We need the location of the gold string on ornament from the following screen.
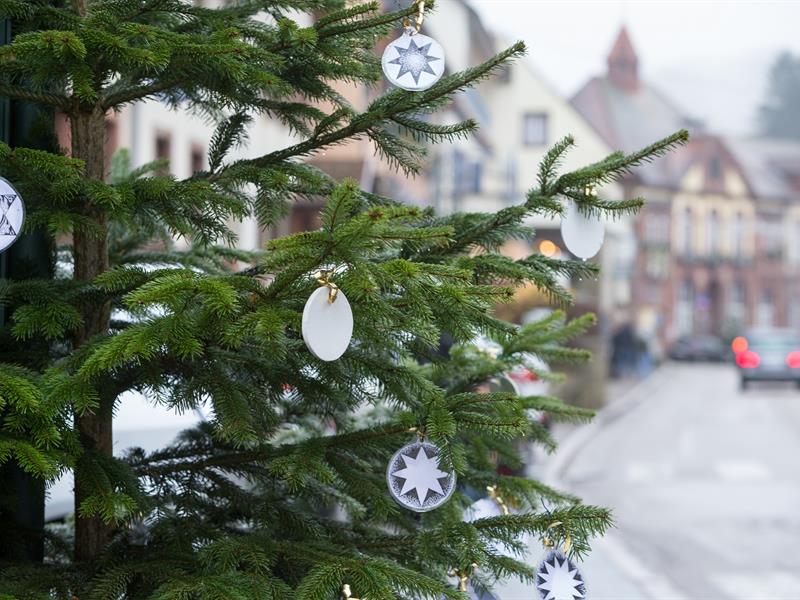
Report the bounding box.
[316,270,340,304]
[449,563,478,592]
[402,0,426,32]
[543,521,573,554]
[486,485,510,515]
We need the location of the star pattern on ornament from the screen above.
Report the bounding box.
[392,446,447,503]
[536,552,586,600]
[0,194,19,237]
[388,37,441,84]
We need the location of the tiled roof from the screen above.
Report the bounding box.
[725,137,800,201]
[571,76,701,187]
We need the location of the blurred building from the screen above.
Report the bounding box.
[420,2,633,324]
[572,27,800,351]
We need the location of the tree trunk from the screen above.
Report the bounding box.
[70,107,113,562]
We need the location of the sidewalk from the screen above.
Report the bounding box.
[492,372,663,599]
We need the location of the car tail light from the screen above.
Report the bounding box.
[787,351,800,368]
[736,350,760,369]
[731,336,748,354]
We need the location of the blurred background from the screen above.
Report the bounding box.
[42,1,800,597]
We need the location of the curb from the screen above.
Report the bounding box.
[542,364,688,600]
[544,364,673,484]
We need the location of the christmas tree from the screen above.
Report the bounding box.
[0,1,687,598]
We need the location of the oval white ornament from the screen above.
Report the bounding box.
[382,31,445,91]
[301,286,353,362]
[560,202,604,260]
[386,440,456,512]
[0,177,25,253]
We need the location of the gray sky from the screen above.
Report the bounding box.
[468,0,800,136]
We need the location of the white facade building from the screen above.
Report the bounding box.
[424,0,634,315]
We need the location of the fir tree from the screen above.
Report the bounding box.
[0,0,687,597]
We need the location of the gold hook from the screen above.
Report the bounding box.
[449,566,476,592]
[403,1,425,33]
[316,270,339,304]
[486,485,510,515]
[415,0,425,32]
[543,521,572,554]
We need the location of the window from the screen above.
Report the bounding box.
[681,206,693,256]
[190,144,205,174]
[728,280,746,325]
[708,210,720,257]
[732,212,745,258]
[759,217,783,260]
[523,113,547,146]
[155,132,171,175]
[643,213,669,245]
[453,151,482,196]
[676,278,695,335]
[756,289,774,327]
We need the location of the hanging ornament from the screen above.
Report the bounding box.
[382,1,445,92]
[536,525,586,600]
[0,177,25,253]
[301,271,353,362]
[560,199,604,260]
[386,438,456,512]
[535,550,586,600]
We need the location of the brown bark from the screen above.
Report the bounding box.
[70,107,114,562]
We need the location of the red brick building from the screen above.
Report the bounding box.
[571,27,800,350]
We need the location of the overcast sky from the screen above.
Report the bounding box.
[467,0,800,136]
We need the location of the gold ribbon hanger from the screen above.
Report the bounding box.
[402,0,425,33]
[316,269,339,304]
[543,521,572,555]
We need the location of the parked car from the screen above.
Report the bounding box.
[734,330,800,389]
[669,335,728,362]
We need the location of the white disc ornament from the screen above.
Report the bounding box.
[301,286,353,362]
[386,440,456,512]
[560,201,604,260]
[0,177,25,253]
[536,550,586,600]
[382,31,445,91]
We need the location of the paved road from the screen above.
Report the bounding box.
[559,362,800,600]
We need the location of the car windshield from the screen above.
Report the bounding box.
[748,335,800,351]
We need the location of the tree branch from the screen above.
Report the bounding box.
[0,84,70,109]
[100,78,183,110]
[211,42,526,180]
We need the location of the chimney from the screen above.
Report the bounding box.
[607,26,639,92]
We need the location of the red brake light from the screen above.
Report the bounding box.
[787,351,800,369]
[736,350,760,369]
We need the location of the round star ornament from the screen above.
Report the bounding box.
[560,200,604,260]
[536,550,586,600]
[386,440,456,512]
[301,272,353,362]
[0,177,25,253]
[382,30,445,91]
